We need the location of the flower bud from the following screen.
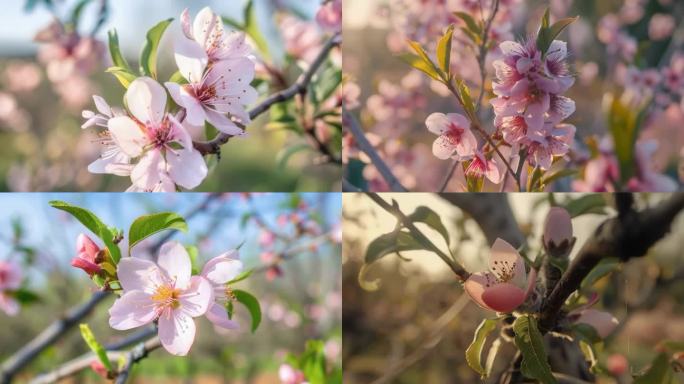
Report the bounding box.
[575,309,619,338]
[606,354,628,376]
[542,207,575,258]
[90,361,108,378]
[71,234,102,276]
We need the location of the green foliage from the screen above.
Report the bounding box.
[127,212,188,253]
[105,66,136,88]
[456,79,476,118]
[580,257,620,290]
[536,8,579,56]
[185,245,199,275]
[436,25,455,77]
[107,30,131,72]
[634,353,677,384]
[408,206,450,245]
[10,288,40,304]
[562,194,608,217]
[243,0,270,60]
[276,144,311,170]
[70,0,94,25]
[232,289,261,333]
[287,340,342,384]
[604,93,647,184]
[400,40,443,81]
[228,269,253,285]
[140,18,174,79]
[79,324,113,372]
[453,12,482,36]
[465,318,498,377]
[512,315,557,384]
[364,230,423,264]
[49,200,122,263]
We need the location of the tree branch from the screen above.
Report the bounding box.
[539,193,684,332]
[343,112,407,192]
[193,33,342,156]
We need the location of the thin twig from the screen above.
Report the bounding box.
[193,33,342,156]
[114,337,162,384]
[343,112,407,192]
[438,159,460,192]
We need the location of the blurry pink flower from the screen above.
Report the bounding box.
[649,14,675,40]
[342,81,361,110]
[316,0,342,33]
[200,250,243,330]
[82,96,132,176]
[106,77,207,191]
[607,354,629,376]
[425,113,477,160]
[573,309,619,338]
[109,242,213,356]
[463,238,536,312]
[3,62,42,93]
[90,361,108,378]
[180,7,251,63]
[71,233,102,276]
[466,152,502,184]
[166,31,256,135]
[279,15,322,64]
[0,261,21,315]
[572,150,619,192]
[628,139,678,192]
[259,231,276,248]
[266,265,284,281]
[279,364,307,384]
[526,124,576,170]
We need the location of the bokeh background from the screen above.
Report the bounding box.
[0,0,341,191]
[342,193,684,383]
[0,192,342,383]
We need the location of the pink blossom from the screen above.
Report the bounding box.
[180,7,251,63]
[81,96,131,177]
[466,152,502,184]
[543,207,574,257]
[167,23,257,135]
[607,354,629,376]
[572,309,619,338]
[526,124,576,170]
[3,62,42,93]
[279,363,307,384]
[259,231,276,248]
[71,233,102,276]
[463,239,536,312]
[90,361,108,378]
[200,250,244,330]
[104,77,208,191]
[572,141,619,192]
[0,261,22,316]
[425,113,477,160]
[628,140,678,192]
[649,13,675,40]
[316,0,342,33]
[109,242,213,356]
[279,15,322,64]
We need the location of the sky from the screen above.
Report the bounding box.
[0,192,341,285]
[0,0,320,56]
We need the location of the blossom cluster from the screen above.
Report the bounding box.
[0,260,22,316]
[82,7,257,191]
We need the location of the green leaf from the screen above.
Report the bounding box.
[573,323,601,344]
[105,66,136,88]
[228,269,253,285]
[221,16,243,30]
[242,0,270,60]
[456,80,476,117]
[436,25,455,76]
[540,168,577,187]
[140,18,173,78]
[397,53,442,81]
[300,340,328,384]
[605,93,646,184]
[70,0,93,25]
[50,200,106,236]
[79,324,113,372]
[276,144,311,169]
[365,230,423,264]
[408,206,450,246]
[536,7,578,56]
[634,353,676,384]
[580,257,620,290]
[465,318,498,377]
[10,288,40,304]
[185,245,199,275]
[233,289,261,333]
[513,315,557,384]
[563,194,608,218]
[453,11,482,35]
[107,30,131,72]
[128,212,187,252]
[167,70,187,84]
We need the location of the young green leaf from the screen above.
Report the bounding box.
[79,324,113,372]
[107,30,131,72]
[456,80,476,117]
[580,258,620,290]
[408,206,450,245]
[465,318,498,377]
[513,315,557,384]
[604,93,645,184]
[453,11,482,35]
[300,340,328,384]
[49,200,107,237]
[233,289,261,333]
[10,288,40,304]
[562,194,608,218]
[70,0,94,25]
[365,230,423,264]
[436,25,455,76]
[242,0,270,60]
[128,212,188,252]
[634,353,676,384]
[406,40,444,81]
[105,66,136,88]
[167,70,188,84]
[398,53,442,81]
[140,18,174,78]
[228,269,253,285]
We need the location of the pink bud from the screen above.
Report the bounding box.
[71,234,102,276]
[575,309,619,338]
[606,354,628,376]
[543,207,574,258]
[90,361,108,378]
[279,363,306,384]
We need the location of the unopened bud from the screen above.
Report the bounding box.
[542,207,575,258]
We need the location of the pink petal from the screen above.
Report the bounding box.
[207,58,255,91]
[490,238,526,288]
[204,109,245,136]
[117,257,164,293]
[0,261,22,291]
[125,77,167,125]
[173,36,208,84]
[481,283,526,312]
[167,147,208,190]
[92,95,111,116]
[77,234,100,261]
[131,150,164,191]
[425,112,450,135]
[201,251,243,285]
[455,129,478,158]
[165,82,206,126]
[484,156,503,184]
[157,241,192,289]
[179,276,213,317]
[158,310,196,356]
[108,290,157,330]
[205,303,240,329]
[575,309,619,338]
[107,116,147,158]
[180,9,193,40]
[0,293,19,316]
[192,7,220,49]
[432,135,457,160]
[543,207,573,247]
[463,271,498,311]
[546,40,568,62]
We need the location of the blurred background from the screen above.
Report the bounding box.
[342,193,684,383]
[343,0,684,191]
[0,192,342,383]
[0,0,342,191]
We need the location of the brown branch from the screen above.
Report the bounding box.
[539,193,684,332]
[343,112,407,192]
[193,33,342,156]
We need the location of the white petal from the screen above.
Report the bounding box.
[131,150,164,190]
[174,37,208,84]
[158,310,196,356]
[158,241,192,289]
[107,116,148,158]
[126,77,167,125]
[167,148,208,190]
